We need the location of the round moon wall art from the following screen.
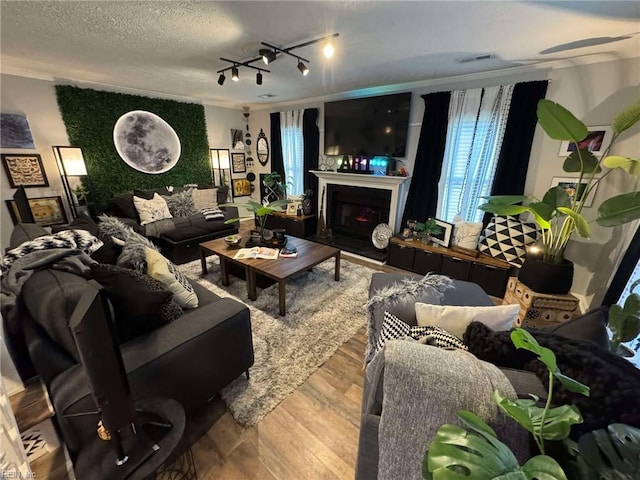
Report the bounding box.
[113,110,181,174]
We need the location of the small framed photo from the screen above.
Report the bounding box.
[231,152,246,173]
[286,202,300,215]
[558,126,612,157]
[551,177,597,207]
[2,153,49,188]
[429,218,454,248]
[232,178,251,197]
[6,196,68,226]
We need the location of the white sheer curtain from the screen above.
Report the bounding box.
[280,110,304,196]
[438,84,514,222]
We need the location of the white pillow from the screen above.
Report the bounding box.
[415,303,520,339]
[192,187,217,211]
[133,193,173,226]
[146,247,198,309]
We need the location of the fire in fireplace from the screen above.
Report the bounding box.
[327,185,391,241]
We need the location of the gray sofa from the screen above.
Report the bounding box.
[2,223,254,460]
[356,273,545,480]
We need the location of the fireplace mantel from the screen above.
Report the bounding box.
[311,170,411,233]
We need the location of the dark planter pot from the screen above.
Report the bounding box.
[216,186,229,204]
[518,257,574,295]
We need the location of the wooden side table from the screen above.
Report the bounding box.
[503,277,581,328]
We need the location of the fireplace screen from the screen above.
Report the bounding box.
[327,185,391,240]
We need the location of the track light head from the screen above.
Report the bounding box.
[297,61,309,76]
[217,73,226,85]
[256,71,263,85]
[260,48,277,65]
[231,66,239,81]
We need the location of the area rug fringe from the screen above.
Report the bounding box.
[179,256,376,428]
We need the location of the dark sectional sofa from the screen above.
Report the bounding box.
[2,223,254,461]
[106,186,239,264]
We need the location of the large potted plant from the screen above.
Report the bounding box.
[221,199,290,244]
[479,98,640,294]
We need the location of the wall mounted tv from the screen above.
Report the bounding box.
[324,92,412,158]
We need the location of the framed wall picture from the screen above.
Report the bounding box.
[0,113,35,149]
[551,176,597,207]
[430,218,454,248]
[1,153,49,188]
[232,178,251,197]
[558,126,613,157]
[230,129,244,150]
[231,152,246,173]
[6,196,68,226]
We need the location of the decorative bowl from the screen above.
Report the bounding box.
[224,235,241,246]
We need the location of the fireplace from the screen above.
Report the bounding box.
[327,185,391,240]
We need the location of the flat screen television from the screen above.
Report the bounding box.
[324,92,412,158]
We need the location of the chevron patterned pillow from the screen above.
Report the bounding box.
[478,215,539,267]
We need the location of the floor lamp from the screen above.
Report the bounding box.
[53,146,88,219]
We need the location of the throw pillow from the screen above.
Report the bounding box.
[108,191,138,220]
[376,310,467,354]
[134,187,171,200]
[133,193,173,226]
[200,207,225,221]
[9,223,49,249]
[145,247,198,308]
[478,215,539,267]
[527,306,609,350]
[55,212,100,237]
[90,264,182,343]
[192,187,217,211]
[453,222,483,250]
[464,321,640,436]
[161,189,198,218]
[98,215,160,273]
[415,302,520,339]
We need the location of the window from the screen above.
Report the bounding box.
[438,85,514,223]
[280,110,304,196]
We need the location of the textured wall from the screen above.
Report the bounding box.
[55,86,211,212]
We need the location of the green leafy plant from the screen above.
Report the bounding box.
[479,99,640,264]
[72,184,89,203]
[414,219,443,238]
[262,172,291,200]
[422,328,590,479]
[609,279,640,352]
[221,199,290,240]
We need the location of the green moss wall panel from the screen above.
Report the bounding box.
[55,86,211,213]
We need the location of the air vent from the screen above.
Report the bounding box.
[456,53,496,64]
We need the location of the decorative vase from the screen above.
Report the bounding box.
[302,196,313,215]
[518,257,574,295]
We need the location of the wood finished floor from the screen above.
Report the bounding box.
[192,221,400,479]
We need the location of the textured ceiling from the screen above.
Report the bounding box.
[1,1,639,108]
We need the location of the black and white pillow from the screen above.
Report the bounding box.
[478,215,539,267]
[375,311,467,354]
[200,207,224,221]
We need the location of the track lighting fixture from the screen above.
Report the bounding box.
[297,60,309,76]
[260,48,277,65]
[216,33,338,86]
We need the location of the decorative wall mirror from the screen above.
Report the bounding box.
[257,129,269,166]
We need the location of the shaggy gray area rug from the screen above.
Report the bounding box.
[179,256,375,427]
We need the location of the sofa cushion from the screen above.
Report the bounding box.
[415,302,520,339]
[192,186,217,211]
[98,215,160,272]
[529,306,609,350]
[160,215,233,242]
[134,187,171,200]
[464,321,640,436]
[90,264,181,343]
[133,193,173,226]
[108,191,138,220]
[54,213,100,237]
[478,215,538,267]
[145,247,198,308]
[376,311,467,354]
[9,223,49,249]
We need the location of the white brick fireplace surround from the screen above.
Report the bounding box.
[311,171,411,233]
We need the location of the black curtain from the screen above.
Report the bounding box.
[303,108,319,214]
[401,92,451,227]
[484,80,549,223]
[270,112,284,178]
[602,225,640,306]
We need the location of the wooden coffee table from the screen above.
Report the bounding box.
[199,236,340,316]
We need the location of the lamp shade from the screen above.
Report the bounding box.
[218,149,230,169]
[60,147,87,175]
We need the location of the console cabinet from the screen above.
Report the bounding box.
[264,212,317,238]
[387,237,511,297]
